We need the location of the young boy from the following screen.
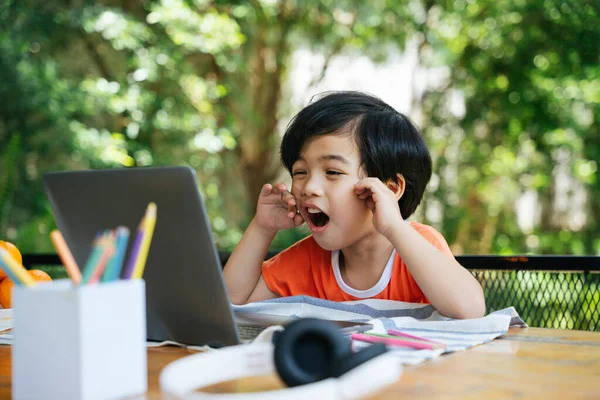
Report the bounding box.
[223,91,485,319]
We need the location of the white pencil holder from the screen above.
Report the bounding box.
[12,279,147,400]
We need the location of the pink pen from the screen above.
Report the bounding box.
[387,329,446,346]
[351,333,437,350]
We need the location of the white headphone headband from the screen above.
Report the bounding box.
[159,342,402,400]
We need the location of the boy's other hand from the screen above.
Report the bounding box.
[255,183,305,235]
[354,178,403,238]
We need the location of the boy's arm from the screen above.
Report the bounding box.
[224,182,302,305]
[246,275,278,304]
[222,218,279,305]
[387,223,486,319]
[354,177,484,319]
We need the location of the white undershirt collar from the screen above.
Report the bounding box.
[331,248,396,299]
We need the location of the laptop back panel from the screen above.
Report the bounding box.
[43,166,240,346]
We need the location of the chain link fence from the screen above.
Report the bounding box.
[470,269,600,331]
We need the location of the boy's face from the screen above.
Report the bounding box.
[291,133,376,250]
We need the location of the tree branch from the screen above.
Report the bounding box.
[307,41,343,89]
[81,34,115,82]
[308,11,358,90]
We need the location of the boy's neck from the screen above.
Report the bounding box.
[338,233,395,291]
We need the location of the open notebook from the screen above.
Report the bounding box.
[233,296,527,365]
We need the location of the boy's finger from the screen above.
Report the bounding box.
[276,182,288,193]
[269,184,280,194]
[293,212,305,226]
[354,178,380,192]
[281,191,296,205]
[261,183,273,196]
[354,182,371,192]
[287,204,296,218]
[279,193,292,207]
[366,198,376,211]
[354,186,366,195]
[356,187,372,198]
[271,182,289,196]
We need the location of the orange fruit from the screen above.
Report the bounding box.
[0,240,22,280]
[0,269,52,309]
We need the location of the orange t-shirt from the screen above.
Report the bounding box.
[261,221,454,303]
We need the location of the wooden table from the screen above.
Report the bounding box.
[1,327,599,399]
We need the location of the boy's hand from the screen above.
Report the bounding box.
[354,178,403,238]
[254,183,304,235]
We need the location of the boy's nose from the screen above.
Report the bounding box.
[301,176,324,197]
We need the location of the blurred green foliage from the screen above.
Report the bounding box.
[0,0,598,257]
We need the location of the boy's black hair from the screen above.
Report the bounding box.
[280,91,432,219]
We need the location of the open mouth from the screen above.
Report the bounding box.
[306,207,330,228]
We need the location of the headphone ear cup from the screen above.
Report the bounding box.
[274,318,350,387]
[327,342,388,378]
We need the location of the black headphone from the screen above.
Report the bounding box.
[272,318,388,387]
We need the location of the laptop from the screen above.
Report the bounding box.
[43,166,370,346]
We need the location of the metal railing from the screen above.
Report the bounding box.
[459,256,600,331]
[23,254,600,331]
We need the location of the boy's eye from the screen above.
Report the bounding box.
[292,171,306,176]
[326,170,342,176]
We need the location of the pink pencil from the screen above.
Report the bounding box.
[88,235,115,284]
[351,333,437,350]
[387,329,446,346]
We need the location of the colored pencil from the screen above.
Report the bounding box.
[0,256,25,286]
[368,332,446,349]
[50,230,82,284]
[0,248,36,287]
[131,202,157,279]
[350,333,438,350]
[387,328,446,346]
[80,233,106,284]
[87,233,115,284]
[122,217,145,280]
[101,226,130,282]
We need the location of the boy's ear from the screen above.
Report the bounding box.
[385,174,406,201]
